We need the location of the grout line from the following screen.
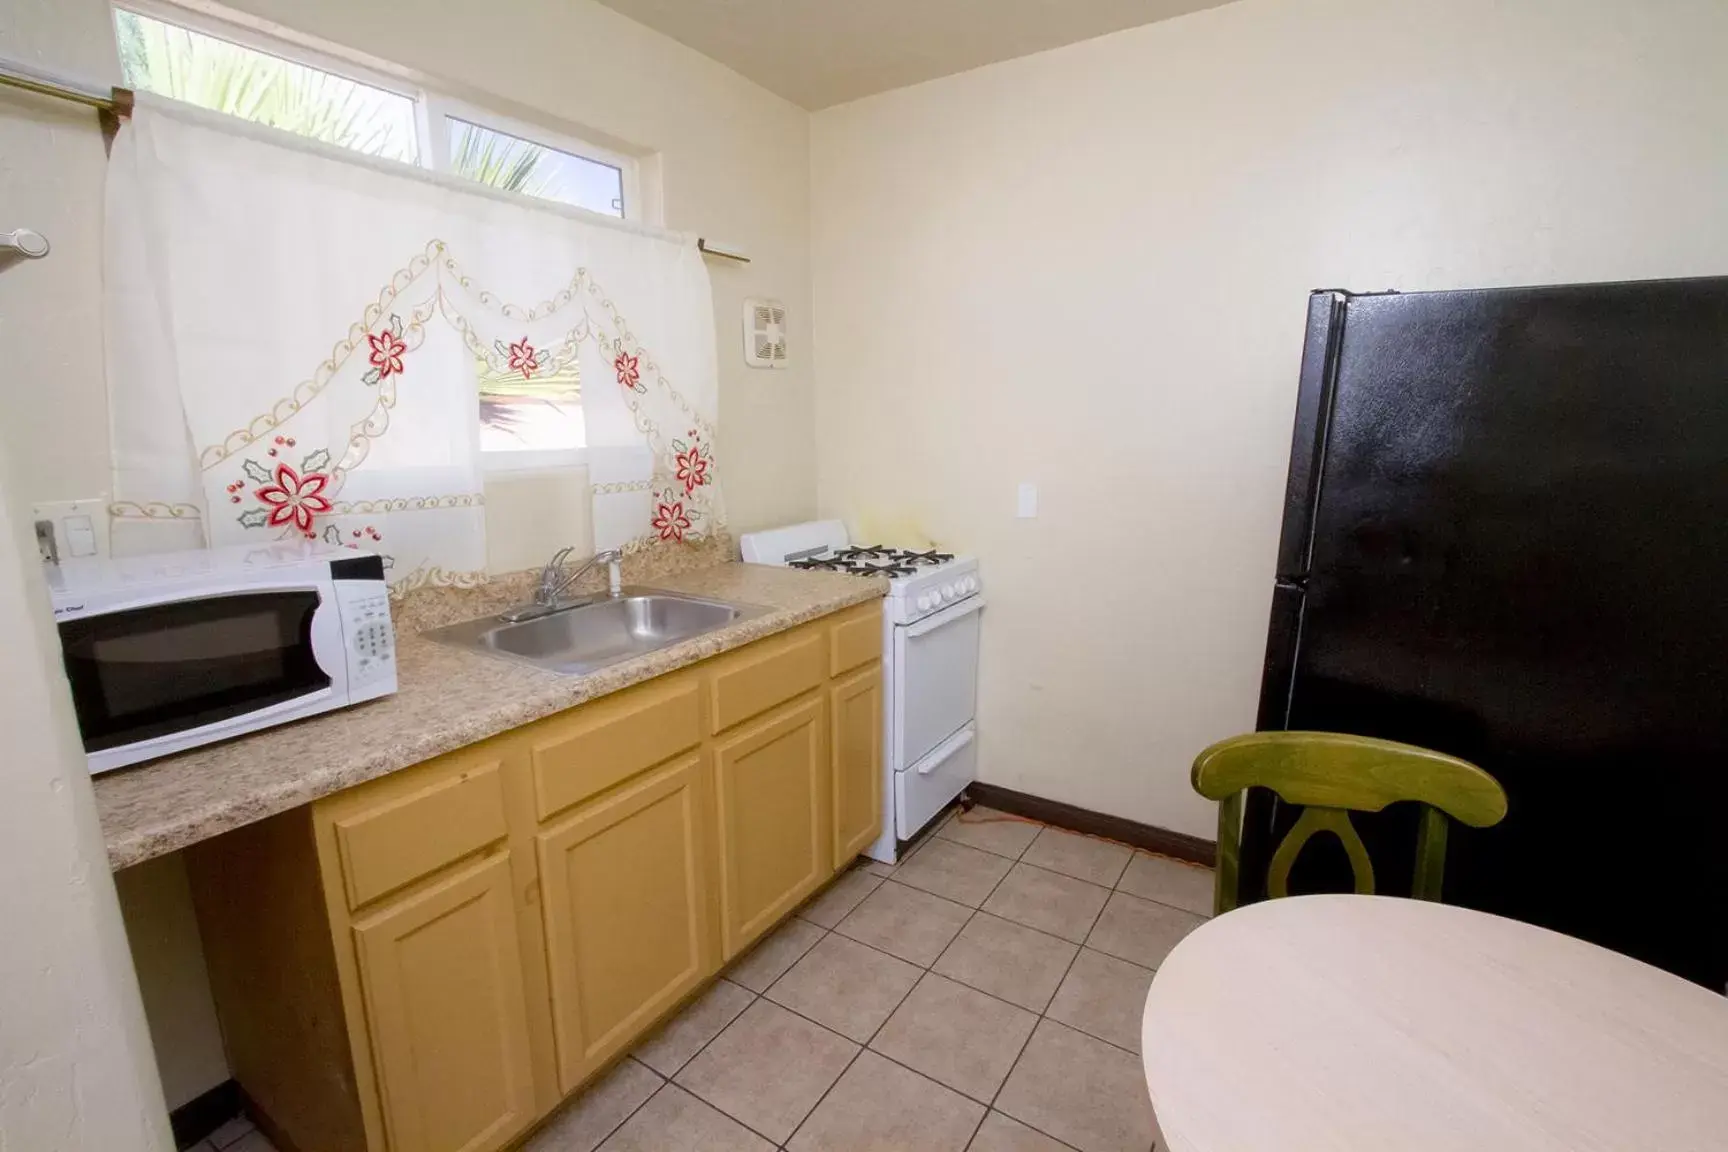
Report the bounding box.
[576,1058,668,1152]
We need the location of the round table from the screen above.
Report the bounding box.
[1141,894,1728,1152]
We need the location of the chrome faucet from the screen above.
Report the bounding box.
[500,547,623,623]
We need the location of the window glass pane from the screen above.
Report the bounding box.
[114,10,418,164]
[478,354,585,453]
[448,117,625,217]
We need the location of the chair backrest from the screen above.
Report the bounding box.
[1191,731,1508,915]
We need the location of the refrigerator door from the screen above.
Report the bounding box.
[1260,277,1728,987]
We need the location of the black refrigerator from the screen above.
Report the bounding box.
[1252,275,1728,990]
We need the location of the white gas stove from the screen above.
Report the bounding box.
[741,521,982,863]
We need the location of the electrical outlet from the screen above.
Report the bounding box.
[1016,482,1038,519]
[32,497,110,561]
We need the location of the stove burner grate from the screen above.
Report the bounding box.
[834,545,898,561]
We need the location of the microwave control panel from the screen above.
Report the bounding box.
[336,581,398,699]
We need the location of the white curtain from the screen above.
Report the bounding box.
[105,100,721,589]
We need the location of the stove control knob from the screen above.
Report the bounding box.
[941,584,956,602]
[964,576,979,593]
[917,594,934,611]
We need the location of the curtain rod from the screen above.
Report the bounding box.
[0,54,133,117]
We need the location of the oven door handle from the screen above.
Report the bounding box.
[916,726,975,775]
[905,595,985,638]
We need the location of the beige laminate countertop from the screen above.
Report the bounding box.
[95,563,886,871]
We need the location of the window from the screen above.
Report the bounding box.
[114,10,419,163]
[112,3,645,462]
[448,117,626,218]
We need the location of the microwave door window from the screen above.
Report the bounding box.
[58,591,330,754]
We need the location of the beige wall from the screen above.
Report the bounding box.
[0,7,172,1142]
[811,0,1728,839]
[8,0,817,1111]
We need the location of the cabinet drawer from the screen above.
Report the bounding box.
[333,754,508,910]
[529,677,702,821]
[709,630,825,734]
[829,607,882,677]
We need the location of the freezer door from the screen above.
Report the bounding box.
[1273,276,1728,987]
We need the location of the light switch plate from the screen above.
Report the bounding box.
[33,497,111,561]
[1016,482,1038,519]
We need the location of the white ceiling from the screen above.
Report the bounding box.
[591,0,1234,109]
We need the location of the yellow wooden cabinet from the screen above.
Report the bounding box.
[714,697,830,958]
[352,853,538,1152]
[830,665,884,867]
[187,598,881,1152]
[537,752,715,1093]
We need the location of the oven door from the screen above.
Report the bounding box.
[890,594,984,770]
[58,586,340,772]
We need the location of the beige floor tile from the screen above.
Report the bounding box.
[870,973,1038,1102]
[798,868,885,928]
[862,859,895,878]
[674,999,858,1143]
[725,917,827,992]
[526,1058,662,1152]
[968,1110,1076,1152]
[633,979,756,1076]
[207,1117,256,1148]
[936,807,1043,859]
[1085,892,1204,970]
[996,1020,1157,1152]
[835,879,973,966]
[1045,948,1154,1054]
[893,838,1016,907]
[598,1084,774,1152]
[933,911,1079,1012]
[225,1134,276,1152]
[766,933,922,1041]
[1020,827,1134,888]
[1116,853,1215,917]
[981,863,1110,944]
[788,1050,984,1152]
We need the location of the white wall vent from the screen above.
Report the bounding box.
[744,298,788,369]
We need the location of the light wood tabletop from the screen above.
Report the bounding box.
[1141,894,1728,1152]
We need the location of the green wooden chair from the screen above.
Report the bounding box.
[1191,731,1508,916]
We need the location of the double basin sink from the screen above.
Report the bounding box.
[425,587,768,676]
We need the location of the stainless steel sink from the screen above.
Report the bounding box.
[423,587,768,675]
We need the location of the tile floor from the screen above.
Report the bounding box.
[190,808,1213,1152]
[527,805,1214,1152]
[186,1114,275,1151]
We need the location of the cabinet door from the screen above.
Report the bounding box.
[831,666,883,868]
[352,853,536,1152]
[714,697,830,959]
[537,754,715,1093]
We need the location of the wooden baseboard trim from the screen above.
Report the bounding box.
[964,782,1217,868]
[168,1079,240,1151]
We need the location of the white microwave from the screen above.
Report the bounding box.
[48,541,398,775]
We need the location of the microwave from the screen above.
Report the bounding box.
[48,541,398,775]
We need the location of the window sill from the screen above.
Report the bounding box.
[481,448,590,477]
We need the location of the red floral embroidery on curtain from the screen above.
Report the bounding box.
[255,463,333,534]
[652,498,692,542]
[363,314,408,385]
[614,350,644,393]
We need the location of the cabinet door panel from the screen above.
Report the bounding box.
[537,754,714,1092]
[831,666,883,867]
[714,697,830,958]
[353,853,535,1152]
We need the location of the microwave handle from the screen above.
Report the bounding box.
[309,586,352,687]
